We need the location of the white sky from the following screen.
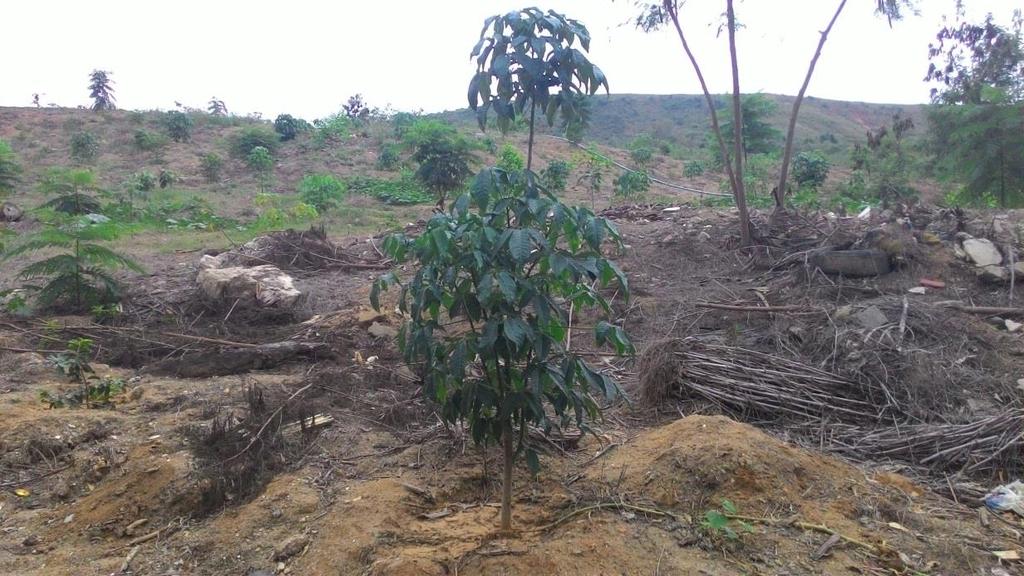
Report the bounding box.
[1,1,1018,119]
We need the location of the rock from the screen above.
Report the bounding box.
[1,201,23,222]
[962,238,1003,267]
[661,206,681,213]
[273,535,310,561]
[907,287,927,295]
[696,231,711,242]
[977,265,1008,284]
[834,305,853,320]
[1017,378,1024,393]
[853,306,889,330]
[197,265,303,308]
[127,386,145,401]
[810,249,891,277]
[367,322,397,339]
[1014,262,1024,277]
[22,534,39,547]
[1006,319,1023,333]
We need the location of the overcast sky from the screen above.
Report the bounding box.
[1,1,1018,119]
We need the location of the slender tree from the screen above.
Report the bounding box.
[88,70,116,111]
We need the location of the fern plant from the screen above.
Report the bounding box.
[4,216,142,310]
[38,168,102,215]
[0,139,21,196]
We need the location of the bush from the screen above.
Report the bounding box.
[346,172,432,205]
[70,131,100,163]
[297,173,346,211]
[614,170,650,199]
[629,146,653,168]
[200,153,223,183]
[792,151,830,189]
[246,146,273,174]
[133,129,169,153]
[132,171,156,192]
[684,160,706,178]
[164,111,194,142]
[232,126,280,157]
[274,114,308,142]
[311,113,351,148]
[541,160,571,192]
[376,143,402,170]
[497,143,525,172]
[158,169,176,189]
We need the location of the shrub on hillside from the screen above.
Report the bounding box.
[70,131,100,164]
[376,143,402,171]
[792,151,830,190]
[297,173,346,211]
[541,160,571,192]
[232,126,279,157]
[133,129,169,153]
[246,146,273,174]
[497,143,525,172]
[200,153,223,183]
[0,139,22,196]
[164,111,194,143]
[274,114,308,142]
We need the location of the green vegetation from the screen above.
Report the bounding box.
[200,152,223,183]
[628,134,654,168]
[88,70,116,111]
[615,170,650,200]
[70,131,100,164]
[232,126,280,157]
[133,129,169,154]
[683,160,706,178]
[497,143,525,172]
[164,111,194,142]
[345,173,433,205]
[298,173,346,211]
[158,169,176,189]
[274,113,307,142]
[372,166,631,532]
[4,214,142,310]
[207,98,228,116]
[701,500,754,541]
[40,338,125,409]
[718,93,781,159]
[131,171,156,192]
[540,159,571,193]
[38,168,102,215]
[792,151,830,190]
[406,120,475,208]
[376,142,402,171]
[0,139,21,196]
[311,113,352,148]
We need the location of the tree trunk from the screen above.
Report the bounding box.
[500,418,514,532]
[526,100,537,172]
[726,0,751,246]
[775,0,848,208]
[665,5,740,210]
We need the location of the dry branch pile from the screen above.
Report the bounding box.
[637,338,889,423]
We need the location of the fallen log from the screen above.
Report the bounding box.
[143,341,327,377]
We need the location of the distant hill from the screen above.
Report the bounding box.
[439,93,927,161]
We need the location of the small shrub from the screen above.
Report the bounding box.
[792,151,830,189]
[297,173,346,211]
[232,126,279,157]
[273,114,307,142]
[132,171,156,192]
[376,143,402,170]
[497,143,525,171]
[164,111,194,142]
[629,146,653,168]
[701,500,754,541]
[37,168,102,215]
[133,129,169,153]
[541,160,571,192]
[614,170,650,199]
[41,338,125,408]
[684,160,706,178]
[70,131,100,163]
[200,153,223,183]
[346,172,432,205]
[311,113,352,148]
[246,146,274,188]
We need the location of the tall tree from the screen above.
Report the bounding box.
[926,9,1024,206]
[88,70,116,111]
[633,1,913,228]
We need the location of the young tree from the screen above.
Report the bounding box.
[38,168,102,215]
[88,70,116,111]
[468,8,609,170]
[718,93,782,160]
[371,169,631,532]
[342,94,370,120]
[406,120,475,209]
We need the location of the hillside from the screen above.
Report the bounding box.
[440,93,927,160]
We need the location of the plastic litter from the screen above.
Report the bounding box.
[983,480,1024,516]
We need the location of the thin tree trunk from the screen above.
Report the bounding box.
[500,419,513,531]
[526,100,537,172]
[665,4,741,214]
[726,0,751,246]
[775,0,848,208]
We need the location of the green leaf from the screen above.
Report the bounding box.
[508,229,532,262]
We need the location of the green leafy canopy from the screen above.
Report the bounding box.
[371,167,632,456]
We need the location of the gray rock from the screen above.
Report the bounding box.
[962,238,1003,267]
[197,265,303,308]
[1,201,23,222]
[367,322,397,339]
[273,535,310,561]
[977,265,1008,284]
[853,306,889,330]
